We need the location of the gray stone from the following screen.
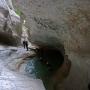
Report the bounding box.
[13,0,90,54]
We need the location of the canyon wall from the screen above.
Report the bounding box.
[13,0,90,54]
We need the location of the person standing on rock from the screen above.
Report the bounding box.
[23,39,29,51]
[21,20,29,51]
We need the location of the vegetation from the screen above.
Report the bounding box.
[15,8,21,16]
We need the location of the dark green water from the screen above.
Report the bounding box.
[25,56,64,90]
[25,57,51,89]
[25,57,50,78]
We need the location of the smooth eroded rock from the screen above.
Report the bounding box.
[13,0,90,54]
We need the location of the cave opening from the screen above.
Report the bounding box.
[35,45,64,73]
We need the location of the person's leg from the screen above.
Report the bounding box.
[25,43,28,51]
[27,47,28,51]
[23,42,25,49]
[26,45,28,51]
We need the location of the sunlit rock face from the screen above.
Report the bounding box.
[13,0,90,53]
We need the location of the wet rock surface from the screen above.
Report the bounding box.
[0,46,45,90]
[0,45,71,90]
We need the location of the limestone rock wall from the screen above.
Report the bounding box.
[13,0,90,53]
[0,0,22,46]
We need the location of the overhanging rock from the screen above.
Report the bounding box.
[13,0,90,54]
